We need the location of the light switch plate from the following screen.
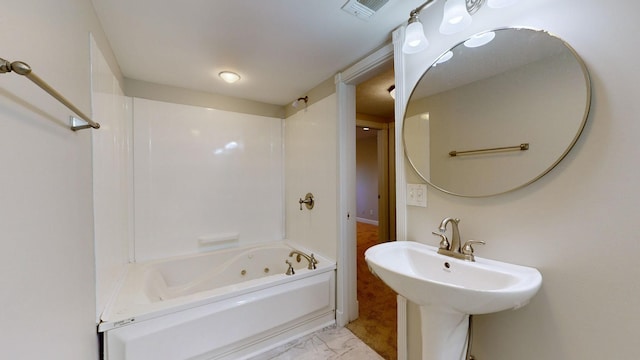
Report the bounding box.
[407,183,427,207]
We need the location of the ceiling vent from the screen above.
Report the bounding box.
[341,0,390,20]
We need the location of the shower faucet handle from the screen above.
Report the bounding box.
[308,254,318,270]
[298,192,314,210]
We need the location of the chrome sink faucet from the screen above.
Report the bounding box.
[432,217,485,262]
[440,217,461,253]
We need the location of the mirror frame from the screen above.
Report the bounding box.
[403,27,592,197]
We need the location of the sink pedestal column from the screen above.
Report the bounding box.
[419,306,469,360]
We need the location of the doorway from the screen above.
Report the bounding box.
[343,63,397,359]
[347,126,397,359]
[334,42,396,331]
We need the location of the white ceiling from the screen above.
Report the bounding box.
[91,0,421,107]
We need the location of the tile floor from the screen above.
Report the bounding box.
[248,325,384,360]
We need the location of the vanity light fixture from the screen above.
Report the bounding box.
[402,0,517,54]
[402,9,430,54]
[440,0,472,35]
[218,71,241,83]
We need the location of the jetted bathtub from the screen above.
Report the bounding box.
[98,241,336,360]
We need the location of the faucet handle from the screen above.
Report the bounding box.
[461,240,485,255]
[285,260,295,275]
[432,231,450,250]
[309,254,318,269]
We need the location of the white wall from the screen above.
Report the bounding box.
[0,0,119,358]
[133,98,284,261]
[285,94,338,259]
[398,0,640,359]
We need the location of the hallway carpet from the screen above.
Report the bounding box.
[345,222,397,360]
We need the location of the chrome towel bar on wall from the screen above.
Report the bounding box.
[0,57,100,131]
[449,143,529,157]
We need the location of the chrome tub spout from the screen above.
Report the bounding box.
[289,250,318,270]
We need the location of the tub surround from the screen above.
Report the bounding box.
[284,93,339,260]
[132,98,284,261]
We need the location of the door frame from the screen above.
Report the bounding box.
[335,27,409,360]
[335,43,393,326]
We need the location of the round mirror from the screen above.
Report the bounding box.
[403,28,591,197]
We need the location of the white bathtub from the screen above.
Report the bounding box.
[98,241,336,360]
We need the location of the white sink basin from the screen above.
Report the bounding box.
[365,241,542,315]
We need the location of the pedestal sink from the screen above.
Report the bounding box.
[365,241,542,360]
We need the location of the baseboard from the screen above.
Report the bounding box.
[356,217,379,226]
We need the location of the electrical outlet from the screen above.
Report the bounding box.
[406,183,427,207]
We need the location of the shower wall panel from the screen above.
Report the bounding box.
[133,98,284,261]
[91,34,132,321]
[284,94,338,259]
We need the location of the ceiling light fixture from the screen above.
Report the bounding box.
[402,0,517,54]
[218,71,241,83]
[387,85,396,100]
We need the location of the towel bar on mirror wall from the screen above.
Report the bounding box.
[449,143,529,157]
[0,57,100,131]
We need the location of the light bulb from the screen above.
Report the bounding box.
[218,71,240,83]
[439,0,472,35]
[403,21,429,54]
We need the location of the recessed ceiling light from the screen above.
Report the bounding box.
[218,71,241,83]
